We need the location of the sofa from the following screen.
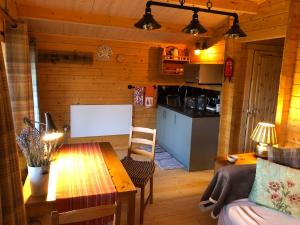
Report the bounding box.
[200,147,300,225]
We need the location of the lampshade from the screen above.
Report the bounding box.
[44,112,63,142]
[45,112,57,133]
[250,122,277,145]
[134,7,161,30]
[182,11,207,35]
[224,18,246,39]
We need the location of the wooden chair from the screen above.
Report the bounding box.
[121,126,156,224]
[51,204,116,225]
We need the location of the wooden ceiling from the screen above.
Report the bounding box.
[14,0,264,44]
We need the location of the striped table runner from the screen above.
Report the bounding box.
[54,143,117,225]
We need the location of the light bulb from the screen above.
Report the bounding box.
[194,49,201,55]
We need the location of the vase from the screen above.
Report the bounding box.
[27,165,50,197]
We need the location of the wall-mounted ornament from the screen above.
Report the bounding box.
[116,54,125,63]
[96,45,113,61]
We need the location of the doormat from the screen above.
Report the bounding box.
[143,144,184,170]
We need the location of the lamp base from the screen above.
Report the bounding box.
[255,144,269,158]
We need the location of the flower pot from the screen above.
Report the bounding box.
[27,165,50,196]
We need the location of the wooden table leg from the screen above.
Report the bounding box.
[115,200,122,225]
[127,192,136,225]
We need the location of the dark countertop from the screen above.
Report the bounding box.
[158,104,220,118]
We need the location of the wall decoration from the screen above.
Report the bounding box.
[116,54,125,63]
[38,50,93,64]
[96,45,113,61]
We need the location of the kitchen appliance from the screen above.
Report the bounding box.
[166,95,181,107]
[183,64,224,84]
[185,97,198,109]
[206,97,218,112]
[197,95,208,111]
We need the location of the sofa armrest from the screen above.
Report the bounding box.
[221,164,256,202]
[200,164,256,217]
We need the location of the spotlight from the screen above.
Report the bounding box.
[194,41,208,55]
[194,41,201,55]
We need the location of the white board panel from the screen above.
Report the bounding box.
[70,104,132,138]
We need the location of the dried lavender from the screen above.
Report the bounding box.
[16,125,54,167]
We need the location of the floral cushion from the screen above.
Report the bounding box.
[249,158,300,217]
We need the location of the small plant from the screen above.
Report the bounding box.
[16,125,57,167]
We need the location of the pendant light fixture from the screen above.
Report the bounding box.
[182,11,207,35]
[194,41,201,55]
[224,17,246,39]
[134,6,161,30]
[194,41,208,55]
[134,0,247,38]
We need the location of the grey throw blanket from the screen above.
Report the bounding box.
[200,164,256,218]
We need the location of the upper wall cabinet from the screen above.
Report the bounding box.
[158,47,190,76]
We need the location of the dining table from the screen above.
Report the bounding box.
[23,142,137,225]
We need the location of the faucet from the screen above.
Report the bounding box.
[177,82,185,92]
[184,88,188,108]
[177,83,188,108]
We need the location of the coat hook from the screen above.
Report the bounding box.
[128,84,157,90]
[128,84,135,89]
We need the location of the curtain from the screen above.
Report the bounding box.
[5,22,34,181]
[0,43,27,225]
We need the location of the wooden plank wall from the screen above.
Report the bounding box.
[217,0,290,155]
[218,40,247,155]
[282,0,300,146]
[34,34,186,149]
[240,0,289,42]
[190,40,225,64]
[33,33,225,150]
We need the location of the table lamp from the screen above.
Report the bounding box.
[250,122,277,158]
[24,112,63,142]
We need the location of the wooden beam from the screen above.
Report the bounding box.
[18,4,213,38]
[167,0,258,15]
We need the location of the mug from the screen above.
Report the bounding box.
[216,104,220,113]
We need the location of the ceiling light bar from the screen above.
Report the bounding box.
[135,0,247,38]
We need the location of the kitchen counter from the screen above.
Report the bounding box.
[158,103,220,118]
[157,105,220,171]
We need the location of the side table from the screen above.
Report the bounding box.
[215,152,257,172]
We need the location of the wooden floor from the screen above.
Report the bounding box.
[116,149,217,225]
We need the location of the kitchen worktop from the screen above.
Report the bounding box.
[158,103,220,118]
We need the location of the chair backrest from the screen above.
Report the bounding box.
[128,126,157,161]
[51,204,116,225]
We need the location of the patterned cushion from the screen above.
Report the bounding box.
[249,158,300,217]
[268,147,300,169]
[121,156,155,187]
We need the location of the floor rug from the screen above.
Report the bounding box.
[143,144,184,170]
